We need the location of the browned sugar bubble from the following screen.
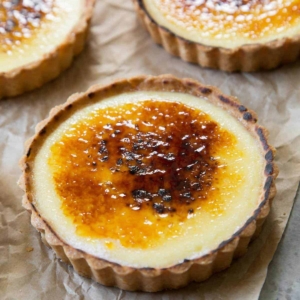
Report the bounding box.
[49,100,238,249]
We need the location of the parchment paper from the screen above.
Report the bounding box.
[1,1,300,299]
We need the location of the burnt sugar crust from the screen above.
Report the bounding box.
[0,0,95,99]
[133,0,300,72]
[19,75,278,292]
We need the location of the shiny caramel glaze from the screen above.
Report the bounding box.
[49,100,241,249]
[0,0,54,53]
[154,0,300,40]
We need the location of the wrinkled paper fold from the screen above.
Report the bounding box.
[1,1,300,299]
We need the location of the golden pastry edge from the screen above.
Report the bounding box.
[19,74,278,292]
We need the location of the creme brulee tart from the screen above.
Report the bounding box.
[0,0,94,99]
[133,0,300,71]
[19,75,277,291]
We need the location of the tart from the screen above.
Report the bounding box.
[19,75,277,291]
[0,0,95,99]
[133,0,300,72]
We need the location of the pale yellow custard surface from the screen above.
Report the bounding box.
[143,0,300,48]
[32,91,265,268]
[0,0,82,73]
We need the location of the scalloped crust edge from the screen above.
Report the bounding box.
[19,75,278,292]
[0,0,95,99]
[133,0,300,72]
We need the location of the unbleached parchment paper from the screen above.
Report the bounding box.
[1,1,300,299]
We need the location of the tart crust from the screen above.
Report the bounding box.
[19,75,278,292]
[0,0,95,99]
[133,0,300,72]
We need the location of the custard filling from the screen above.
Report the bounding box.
[143,0,300,47]
[49,100,239,249]
[33,91,264,268]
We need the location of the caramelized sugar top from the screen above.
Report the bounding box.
[155,0,300,40]
[49,100,241,249]
[0,0,54,53]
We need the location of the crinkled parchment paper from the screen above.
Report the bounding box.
[1,1,300,299]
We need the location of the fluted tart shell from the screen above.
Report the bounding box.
[19,75,278,292]
[133,0,300,72]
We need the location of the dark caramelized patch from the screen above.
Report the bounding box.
[265,149,273,161]
[0,0,54,52]
[199,87,212,95]
[49,100,237,248]
[243,112,253,121]
[238,105,247,112]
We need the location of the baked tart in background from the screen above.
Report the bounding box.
[0,0,95,99]
[19,75,277,291]
[133,0,300,72]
